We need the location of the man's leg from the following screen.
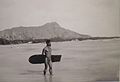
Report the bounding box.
[44,59,48,75]
[48,61,52,75]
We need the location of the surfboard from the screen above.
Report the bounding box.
[29,54,62,64]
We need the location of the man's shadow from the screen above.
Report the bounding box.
[20,70,53,82]
[20,70,43,75]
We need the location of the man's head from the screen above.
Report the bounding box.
[46,39,51,46]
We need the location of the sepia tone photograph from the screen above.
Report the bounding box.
[0,0,120,82]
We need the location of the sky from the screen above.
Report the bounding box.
[0,0,120,37]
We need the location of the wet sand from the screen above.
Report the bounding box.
[0,39,119,82]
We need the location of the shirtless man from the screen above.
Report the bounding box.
[42,39,53,75]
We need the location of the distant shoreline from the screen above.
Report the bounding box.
[79,36,120,40]
[0,36,120,45]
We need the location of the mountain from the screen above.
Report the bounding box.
[0,22,91,40]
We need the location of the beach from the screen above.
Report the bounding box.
[0,39,119,82]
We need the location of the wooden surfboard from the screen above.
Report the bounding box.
[29,54,62,64]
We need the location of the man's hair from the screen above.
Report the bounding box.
[46,39,51,44]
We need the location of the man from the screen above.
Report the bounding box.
[42,39,53,75]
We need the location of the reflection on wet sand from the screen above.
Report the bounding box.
[44,75,53,82]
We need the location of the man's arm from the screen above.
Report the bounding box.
[42,48,45,55]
